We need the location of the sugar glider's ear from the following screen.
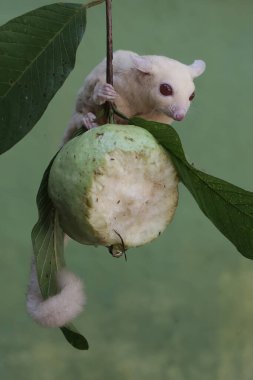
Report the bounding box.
[132,54,152,75]
[189,60,206,78]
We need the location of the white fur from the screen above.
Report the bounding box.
[63,50,206,144]
[26,258,85,328]
[189,60,206,78]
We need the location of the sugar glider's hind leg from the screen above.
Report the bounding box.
[61,83,117,146]
[82,112,98,130]
[61,112,85,146]
[61,111,98,146]
[61,112,83,147]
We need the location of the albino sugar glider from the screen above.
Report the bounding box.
[62,50,206,144]
[27,50,206,328]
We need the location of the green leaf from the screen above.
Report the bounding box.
[31,152,89,350]
[0,3,87,154]
[61,324,89,350]
[31,155,63,297]
[130,117,253,260]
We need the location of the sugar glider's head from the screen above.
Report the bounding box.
[132,54,206,122]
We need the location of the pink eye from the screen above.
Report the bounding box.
[189,92,195,101]
[160,83,173,96]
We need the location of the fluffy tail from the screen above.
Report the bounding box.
[26,258,86,328]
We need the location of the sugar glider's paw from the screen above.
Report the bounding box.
[93,83,117,105]
[83,112,98,129]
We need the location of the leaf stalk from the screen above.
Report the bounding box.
[85,0,105,8]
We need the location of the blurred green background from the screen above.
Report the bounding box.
[1,0,253,379]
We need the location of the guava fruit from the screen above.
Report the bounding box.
[48,124,179,250]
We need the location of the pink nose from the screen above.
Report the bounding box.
[173,113,185,121]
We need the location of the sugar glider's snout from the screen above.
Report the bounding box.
[173,112,185,121]
[166,102,188,122]
[169,106,187,121]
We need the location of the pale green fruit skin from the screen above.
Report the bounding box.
[48,124,178,247]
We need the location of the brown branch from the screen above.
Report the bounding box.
[105,0,114,123]
[106,0,113,86]
[87,0,114,122]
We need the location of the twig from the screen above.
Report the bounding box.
[106,0,113,86]
[105,0,114,123]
